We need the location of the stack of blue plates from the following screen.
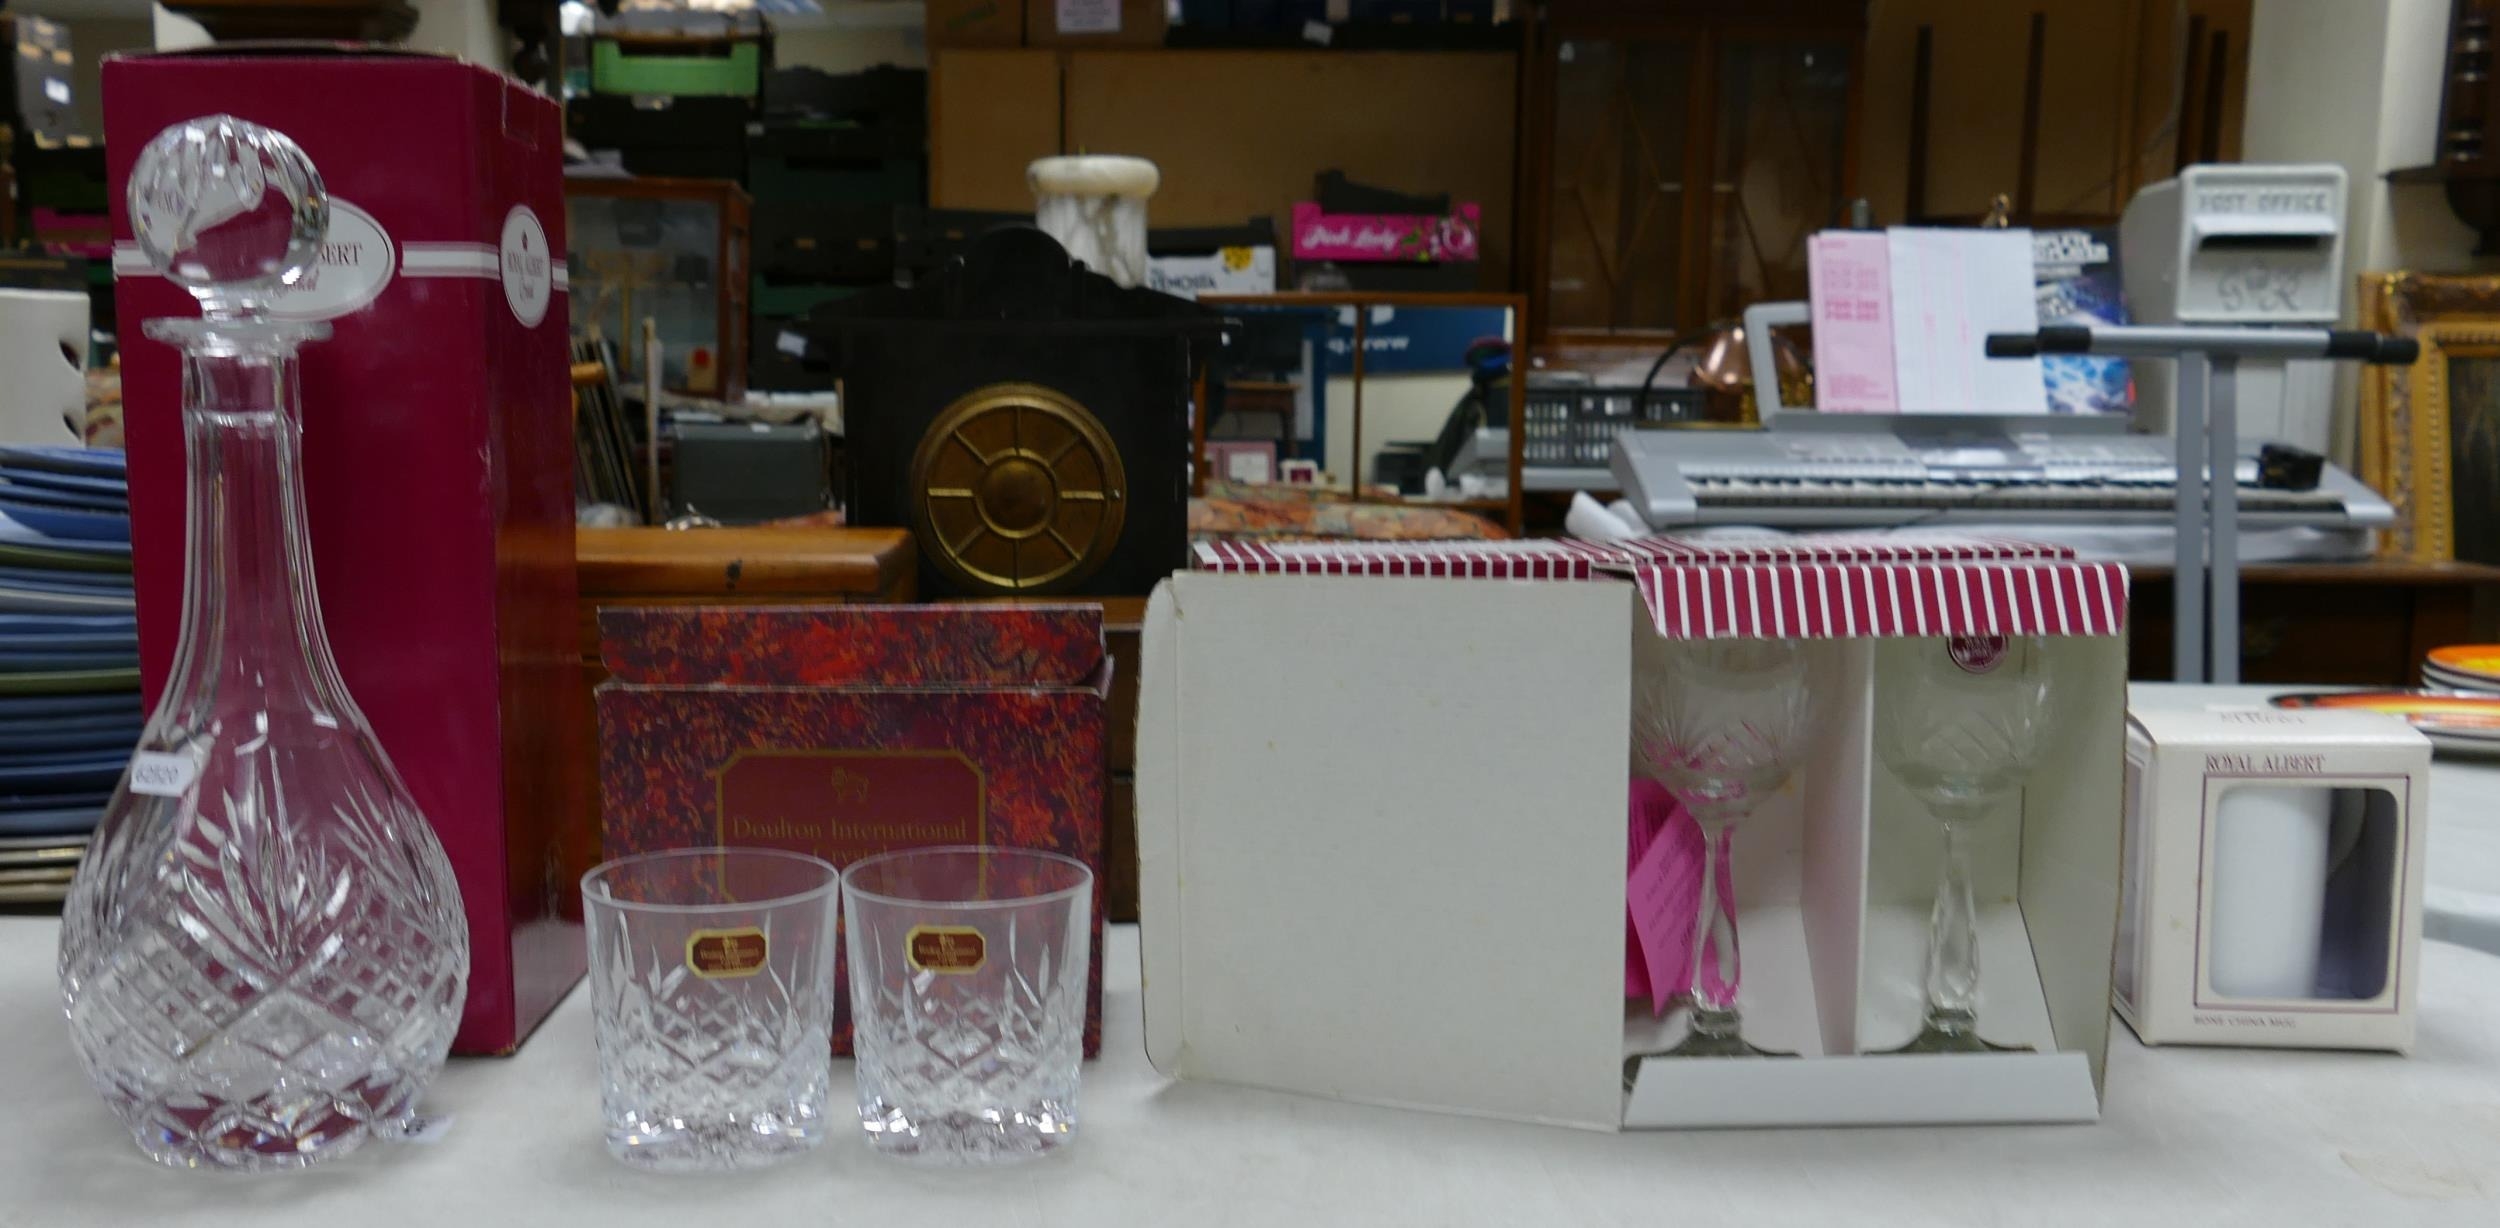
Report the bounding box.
[0,447,136,904]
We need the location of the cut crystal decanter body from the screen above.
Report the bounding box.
[57,115,468,1171]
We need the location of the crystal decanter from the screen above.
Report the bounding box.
[58,116,468,1171]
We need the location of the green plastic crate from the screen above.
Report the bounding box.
[591,39,762,98]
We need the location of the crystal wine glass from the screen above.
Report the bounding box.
[1873,634,2055,1054]
[1630,639,1814,1058]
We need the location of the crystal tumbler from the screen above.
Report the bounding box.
[582,848,841,1172]
[843,846,1092,1165]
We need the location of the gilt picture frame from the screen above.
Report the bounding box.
[2358,272,2500,562]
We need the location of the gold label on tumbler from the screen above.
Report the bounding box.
[907,925,987,974]
[685,927,770,979]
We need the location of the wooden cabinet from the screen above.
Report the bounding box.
[1068,50,1521,288]
[930,48,1521,287]
[2128,560,2500,686]
[1857,0,2248,227]
[929,49,1062,212]
[1526,1,1866,338]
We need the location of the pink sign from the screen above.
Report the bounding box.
[1290,201,1480,263]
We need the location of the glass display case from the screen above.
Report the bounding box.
[1532,2,1863,340]
[565,175,751,397]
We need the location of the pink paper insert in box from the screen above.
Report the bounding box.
[108,51,584,1056]
[1290,202,1481,263]
[1626,780,1715,1015]
[1807,231,1898,413]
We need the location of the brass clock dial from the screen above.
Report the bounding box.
[909,382,1127,592]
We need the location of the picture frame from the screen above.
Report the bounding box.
[2357,272,2500,562]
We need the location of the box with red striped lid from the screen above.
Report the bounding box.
[1629,556,2127,640]
[1189,537,1615,579]
[1189,531,2075,579]
[1137,540,2132,1129]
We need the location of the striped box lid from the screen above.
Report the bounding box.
[1631,558,2130,640]
[1193,532,2071,579]
[1190,539,1615,580]
[1190,532,2070,582]
[1192,535,2126,638]
[1604,532,2076,565]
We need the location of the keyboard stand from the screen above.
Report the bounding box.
[1985,325,2417,683]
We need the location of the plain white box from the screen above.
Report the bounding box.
[2117,705,2430,1051]
[1136,563,2128,1130]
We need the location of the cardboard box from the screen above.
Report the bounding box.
[1203,440,1278,484]
[2117,700,2430,1051]
[1146,245,1277,299]
[1142,537,2129,1128]
[108,49,586,1056]
[596,604,1108,1056]
[928,0,1028,46]
[1027,0,1167,47]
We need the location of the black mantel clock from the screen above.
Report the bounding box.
[801,227,1223,599]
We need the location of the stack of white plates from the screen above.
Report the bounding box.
[2425,645,2500,695]
[0,831,86,903]
[0,445,138,904]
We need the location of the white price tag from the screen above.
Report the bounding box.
[43,79,68,106]
[1302,20,1333,44]
[776,329,807,358]
[1057,0,1120,34]
[392,1114,456,1145]
[128,752,195,799]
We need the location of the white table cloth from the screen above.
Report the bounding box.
[6,919,2500,1226]
[10,684,2500,1224]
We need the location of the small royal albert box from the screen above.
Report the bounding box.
[596,604,1109,1056]
[2118,697,2431,1052]
[1146,533,2130,1129]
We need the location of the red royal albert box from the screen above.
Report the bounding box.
[108,50,585,1055]
[596,604,1109,1057]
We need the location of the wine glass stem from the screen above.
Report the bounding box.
[1924,815,1981,1036]
[1685,815,1742,1039]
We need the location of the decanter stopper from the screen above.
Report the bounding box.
[127,114,328,322]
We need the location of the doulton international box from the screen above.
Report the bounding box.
[597,604,1109,1055]
[108,50,586,1055]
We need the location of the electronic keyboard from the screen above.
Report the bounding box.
[1610,427,2394,531]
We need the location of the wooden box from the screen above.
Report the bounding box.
[928,0,1027,46]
